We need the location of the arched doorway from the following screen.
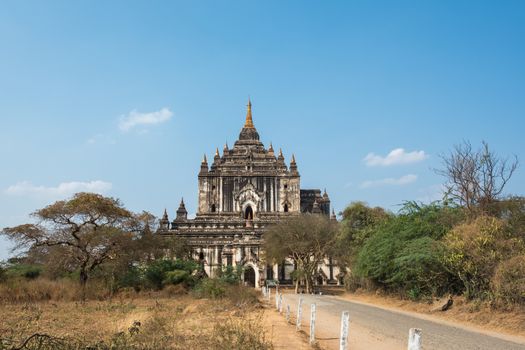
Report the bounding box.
[244,205,254,220]
[244,266,256,287]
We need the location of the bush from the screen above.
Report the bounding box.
[442,215,523,300]
[216,265,242,285]
[354,202,462,298]
[164,269,190,285]
[492,255,525,305]
[193,278,227,299]
[144,259,199,290]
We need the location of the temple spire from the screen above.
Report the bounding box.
[244,98,254,128]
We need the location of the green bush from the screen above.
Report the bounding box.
[354,202,462,298]
[163,269,190,285]
[217,265,242,285]
[193,278,227,299]
[144,259,199,290]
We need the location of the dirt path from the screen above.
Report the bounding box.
[270,293,525,350]
[261,303,311,349]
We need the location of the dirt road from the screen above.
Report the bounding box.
[278,293,525,350]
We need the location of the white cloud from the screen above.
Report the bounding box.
[360,174,418,189]
[87,133,116,145]
[118,108,173,132]
[364,148,428,166]
[5,181,112,198]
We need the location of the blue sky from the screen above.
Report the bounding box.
[1,1,524,260]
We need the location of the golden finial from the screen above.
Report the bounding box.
[268,142,274,153]
[291,154,296,163]
[215,147,220,157]
[279,148,283,158]
[244,97,254,128]
[202,154,207,163]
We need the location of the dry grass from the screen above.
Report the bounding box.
[0,287,272,350]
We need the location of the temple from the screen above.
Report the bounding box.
[158,100,340,287]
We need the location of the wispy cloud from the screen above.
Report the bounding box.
[118,108,173,132]
[5,181,112,198]
[364,148,428,166]
[360,174,418,189]
[87,133,116,145]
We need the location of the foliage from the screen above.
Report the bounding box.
[215,265,242,285]
[3,263,42,280]
[193,278,227,299]
[144,259,199,290]
[334,202,391,268]
[443,216,525,300]
[1,193,136,292]
[492,255,525,305]
[354,202,463,298]
[264,214,338,293]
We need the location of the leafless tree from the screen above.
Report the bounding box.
[436,141,518,213]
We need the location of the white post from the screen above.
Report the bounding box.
[310,303,316,345]
[278,293,283,314]
[339,311,350,350]
[408,328,422,350]
[268,287,271,301]
[275,292,279,310]
[286,304,291,323]
[296,297,303,331]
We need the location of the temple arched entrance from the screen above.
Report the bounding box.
[244,266,256,287]
[245,205,254,220]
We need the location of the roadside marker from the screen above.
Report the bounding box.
[408,328,422,350]
[310,303,316,345]
[296,297,303,331]
[339,311,350,350]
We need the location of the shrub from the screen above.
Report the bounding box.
[354,202,462,298]
[209,316,272,350]
[193,278,227,299]
[164,269,190,285]
[442,215,523,300]
[492,255,525,305]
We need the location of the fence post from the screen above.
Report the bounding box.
[339,311,350,350]
[296,297,303,331]
[286,304,291,323]
[278,293,283,314]
[310,303,316,345]
[275,292,279,310]
[408,328,422,350]
[268,287,271,301]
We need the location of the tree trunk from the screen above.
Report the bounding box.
[79,267,88,301]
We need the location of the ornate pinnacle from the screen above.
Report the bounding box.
[244,98,255,128]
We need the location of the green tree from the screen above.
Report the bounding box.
[264,214,338,293]
[1,192,135,294]
[355,202,463,298]
[334,202,390,268]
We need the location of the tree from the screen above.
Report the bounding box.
[334,202,390,268]
[355,202,463,298]
[264,214,338,293]
[436,141,518,214]
[1,192,136,293]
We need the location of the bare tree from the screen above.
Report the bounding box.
[436,141,518,213]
